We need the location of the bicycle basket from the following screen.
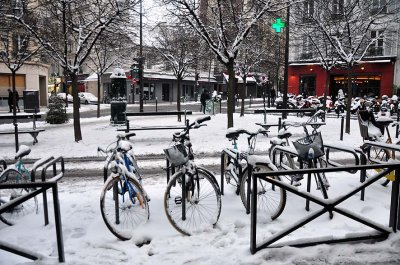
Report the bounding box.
[292,132,324,161]
[163,143,189,167]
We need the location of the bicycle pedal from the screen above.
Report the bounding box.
[174,196,182,205]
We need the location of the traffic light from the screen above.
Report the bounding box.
[130,63,140,79]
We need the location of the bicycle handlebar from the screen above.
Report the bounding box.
[226,127,268,140]
[173,115,211,140]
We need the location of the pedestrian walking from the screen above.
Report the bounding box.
[8,89,20,112]
[200,89,210,114]
[270,89,276,105]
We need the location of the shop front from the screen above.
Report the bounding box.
[288,59,395,99]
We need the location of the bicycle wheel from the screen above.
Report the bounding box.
[164,168,221,236]
[367,146,391,186]
[240,163,286,220]
[100,175,149,241]
[270,146,303,185]
[222,154,240,194]
[0,169,38,225]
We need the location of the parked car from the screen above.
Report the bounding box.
[56,92,73,103]
[78,92,98,105]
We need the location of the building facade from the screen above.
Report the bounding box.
[288,0,399,99]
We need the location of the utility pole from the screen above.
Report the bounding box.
[139,0,144,112]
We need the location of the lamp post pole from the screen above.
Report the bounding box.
[282,5,290,119]
[139,0,144,112]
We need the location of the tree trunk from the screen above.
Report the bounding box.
[345,67,352,134]
[12,70,19,152]
[97,73,101,118]
[177,76,182,122]
[71,72,82,141]
[227,60,236,128]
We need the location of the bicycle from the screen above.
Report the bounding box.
[98,132,150,241]
[163,115,221,236]
[268,110,330,199]
[223,127,287,220]
[0,145,38,225]
[358,109,399,186]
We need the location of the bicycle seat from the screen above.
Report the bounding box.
[277,128,292,139]
[118,140,133,152]
[15,145,31,160]
[226,127,248,140]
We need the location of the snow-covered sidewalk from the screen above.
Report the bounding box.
[1,112,400,264]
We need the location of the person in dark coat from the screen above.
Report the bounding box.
[8,89,20,112]
[270,89,276,105]
[200,89,210,114]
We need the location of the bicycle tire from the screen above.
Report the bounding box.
[270,146,303,184]
[0,169,38,225]
[240,163,287,220]
[222,154,240,193]
[100,175,149,241]
[164,168,221,236]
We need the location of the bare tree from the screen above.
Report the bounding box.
[292,0,399,133]
[153,22,206,120]
[5,0,138,141]
[0,4,41,151]
[161,0,291,128]
[86,31,133,118]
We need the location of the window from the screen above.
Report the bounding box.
[301,35,313,59]
[12,34,28,57]
[303,0,314,20]
[371,0,387,14]
[369,30,384,56]
[332,0,343,14]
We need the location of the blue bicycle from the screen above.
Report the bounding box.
[98,133,150,240]
[0,145,38,225]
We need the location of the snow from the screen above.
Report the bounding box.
[1,105,400,264]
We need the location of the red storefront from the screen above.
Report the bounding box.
[288,59,396,98]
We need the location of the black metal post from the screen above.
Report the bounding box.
[166,158,170,184]
[219,99,222,114]
[52,184,65,262]
[250,164,257,254]
[139,0,144,112]
[220,153,225,195]
[246,163,251,215]
[278,117,282,131]
[282,5,290,120]
[396,124,399,138]
[340,116,344,140]
[182,173,186,221]
[156,98,158,112]
[389,169,400,231]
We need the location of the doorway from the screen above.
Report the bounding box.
[162,83,170,101]
[299,75,316,96]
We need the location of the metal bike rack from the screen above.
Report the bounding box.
[0,156,65,262]
[249,162,400,254]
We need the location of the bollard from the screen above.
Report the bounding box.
[156,97,158,112]
[278,117,282,131]
[249,94,252,108]
[396,124,399,138]
[219,100,222,114]
[340,116,344,140]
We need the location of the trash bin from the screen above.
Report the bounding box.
[110,101,126,125]
[23,90,39,113]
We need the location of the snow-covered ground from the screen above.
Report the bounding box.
[1,107,400,264]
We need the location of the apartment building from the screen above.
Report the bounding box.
[288,0,400,98]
